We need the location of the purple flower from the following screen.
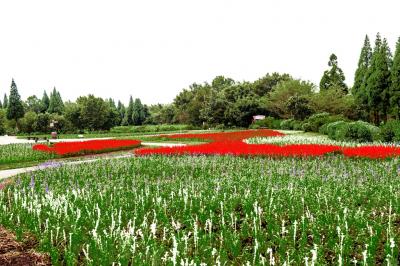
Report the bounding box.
[38,161,63,170]
[30,175,35,189]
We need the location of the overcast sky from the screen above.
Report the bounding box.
[0,0,399,105]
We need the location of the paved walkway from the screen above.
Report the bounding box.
[0,154,133,180]
[0,136,34,145]
[0,136,115,146]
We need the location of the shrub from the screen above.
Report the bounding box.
[325,121,347,140]
[303,112,347,133]
[292,120,304,130]
[250,117,282,129]
[111,124,194,133]
[327,121,379,143]
[301,122,312,132]
[280,119,304,130]
[0,109,6,135]
[354,121,380,141]
[249,124,260,129]
[34,113,51,133]
[18,111,38,134]
[214,124,226,130]
[319,123,330,135]
[380,120,400,142]
[280,119,295,130]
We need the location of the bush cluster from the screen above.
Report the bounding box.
[249,117,282,129]
[324,120,379,143]
[302,113,346,132]
[380,120,400,142]
[110,124,196,133]
[279,119,303,130]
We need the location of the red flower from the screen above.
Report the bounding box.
[342,145,400,159]
[135,129,400,159]
[33,139,141,156]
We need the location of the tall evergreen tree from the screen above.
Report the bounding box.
[381,38,393,121]
[106,98,121,127]
[353,35,372,100]
[0,99,2,109]
[319,54,348,93]
[132,98,145,125]
[41,90,50,112]
[390,37,400,119]
[122,96,134,126]
[366,33,392,124]
[48,87,64,114]
[3,94,8,109]
[117,100,125,125]
[6,79,25,124]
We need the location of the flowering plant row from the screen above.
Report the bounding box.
[33,139,141,156]
[135,129,400,159]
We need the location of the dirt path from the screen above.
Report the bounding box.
[0,227,51,266]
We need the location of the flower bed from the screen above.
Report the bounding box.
[160,129,284,142]
[33,139,141,156]
[135,129,400,158]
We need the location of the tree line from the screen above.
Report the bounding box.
[0,81,149,134]
[0,33,399,134]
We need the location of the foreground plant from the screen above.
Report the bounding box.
[0,143,56,165]
[0,156,399,265]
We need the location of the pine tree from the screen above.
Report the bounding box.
[390,37,400,119]
[319,54,348,93]
[6,79,25,124]
[366,33,392,124]
[132,98,145,125]
[105,98,120,128]
[3,94,8,109]
[41,90,50,113]
[353,35,372,103]
[117,101,125,125]
[0,99,2,109]
[381,38,393,121]
[122,96,134,126]
[48,87,64,114]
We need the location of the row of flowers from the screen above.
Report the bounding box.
[135,129,400,159]
[33,139,141,156]
[247,134,399,147]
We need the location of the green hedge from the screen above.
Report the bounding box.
[280,119,303,130]
[325,120,380,143]
[380,120,400,142]
[302,112,347,133]
[249,117,282,129]
[111,124,195,133]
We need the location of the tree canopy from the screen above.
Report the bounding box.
[320,54,348,93]
[6,79,25,123]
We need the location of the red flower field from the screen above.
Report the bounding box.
[135,129,400,159]
[33,139,141,156]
